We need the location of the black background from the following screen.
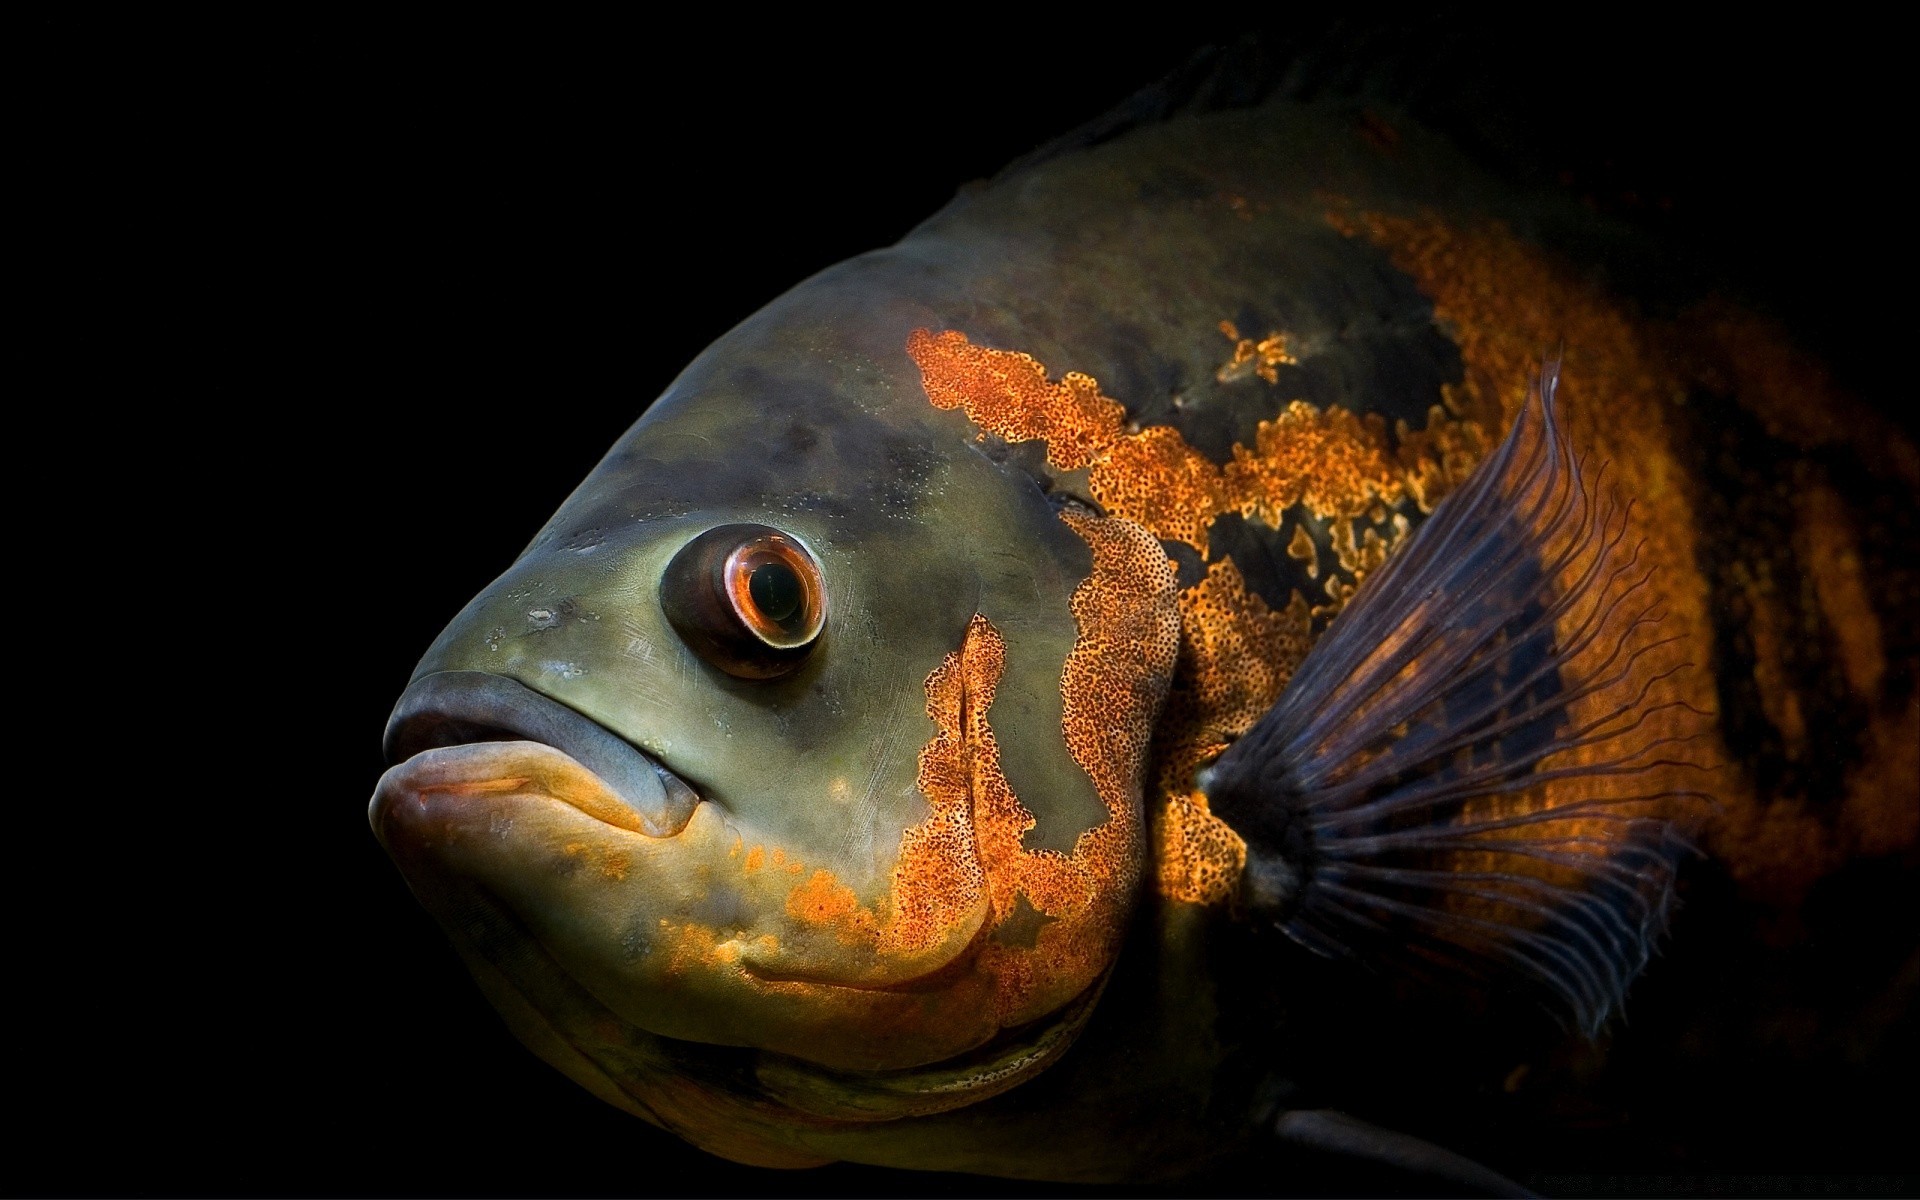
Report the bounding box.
[22,12,1910,1197]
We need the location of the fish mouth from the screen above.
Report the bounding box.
[372,673,1006,1074]
[381,670,700,838]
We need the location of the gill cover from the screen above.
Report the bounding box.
[1206,362,1709,1032]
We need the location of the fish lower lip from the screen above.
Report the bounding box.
[383,670,699,838]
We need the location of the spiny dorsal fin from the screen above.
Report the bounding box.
[1205,360,1712,1034]
[990,22,1467,184]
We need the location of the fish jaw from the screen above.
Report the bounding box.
[384,671,700,839]
[375,740,682,839]
[370,684,1004,1074]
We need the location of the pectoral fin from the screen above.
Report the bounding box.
[1273,1109,1534,1198]
[1207,360,1711,1032]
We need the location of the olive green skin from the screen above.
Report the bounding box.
[378,97,1915,1180]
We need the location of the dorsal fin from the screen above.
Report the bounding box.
[1205,360,1713,1033]
[991,21,1467,183]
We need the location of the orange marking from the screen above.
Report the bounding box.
[785,869,877,944]
[909,328,1124,471]
[1216,325,1298,385]
[885,511,1177,1021]
[881,620,995,956]
[908,327,1481,906]
[1224,400,1403,525]
[1286,523,1317,576]
[1092,425,1231,553]
[908,327,1482,559]
[981,512,1177,1023]
[1154,559,1311,903]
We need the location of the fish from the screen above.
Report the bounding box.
[368,40,1918,1190]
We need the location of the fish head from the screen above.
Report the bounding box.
[369,270,1179,1150]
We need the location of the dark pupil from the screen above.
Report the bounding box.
[748,561,804,628]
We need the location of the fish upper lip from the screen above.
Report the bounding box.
[384,670,700,838]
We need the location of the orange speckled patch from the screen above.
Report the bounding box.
[889,514,1177,1024]
[786,869,876,945]
[1154,559,1313,903]
[880,616,998,957]
[1092,426,1232,553]
[1216,321,1298,385]
[658,919,767,977]
[1224,401,1405,526]
[1396,404,1495,513]
[909,328,1124,471]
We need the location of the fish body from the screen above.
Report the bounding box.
[370,64,1917,1184]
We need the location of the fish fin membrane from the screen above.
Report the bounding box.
[993,22,1467,182]
[1206,359,1711,1034]
[1272,1109,1533,1198]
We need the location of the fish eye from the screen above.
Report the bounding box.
[660,523,826,679]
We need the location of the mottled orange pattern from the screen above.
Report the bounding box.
[991,510,1178,1019]
[786,870,874,945]
[908,328,1485,905]
[1224,401,1405,527]
[1093,426,1232,554]
[1154,559,1313,903]
[881,618,1000,956]
[908,328,1485,559]
[1325,211,1722,905]
[1333,209,1916,898]
[1392,403,1493,513]
[760,507,1174,1028]
[1216,321,1298,384]
[909,328,1124,470]
[966,512,1178,1025]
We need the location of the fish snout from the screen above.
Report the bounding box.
[381,670,699,838]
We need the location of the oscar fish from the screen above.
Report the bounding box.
[368,49,1918,1188]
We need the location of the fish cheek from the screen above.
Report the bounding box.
[917,512,1178,1030]
[973,518,1106,856]
[402,797,931,1065]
